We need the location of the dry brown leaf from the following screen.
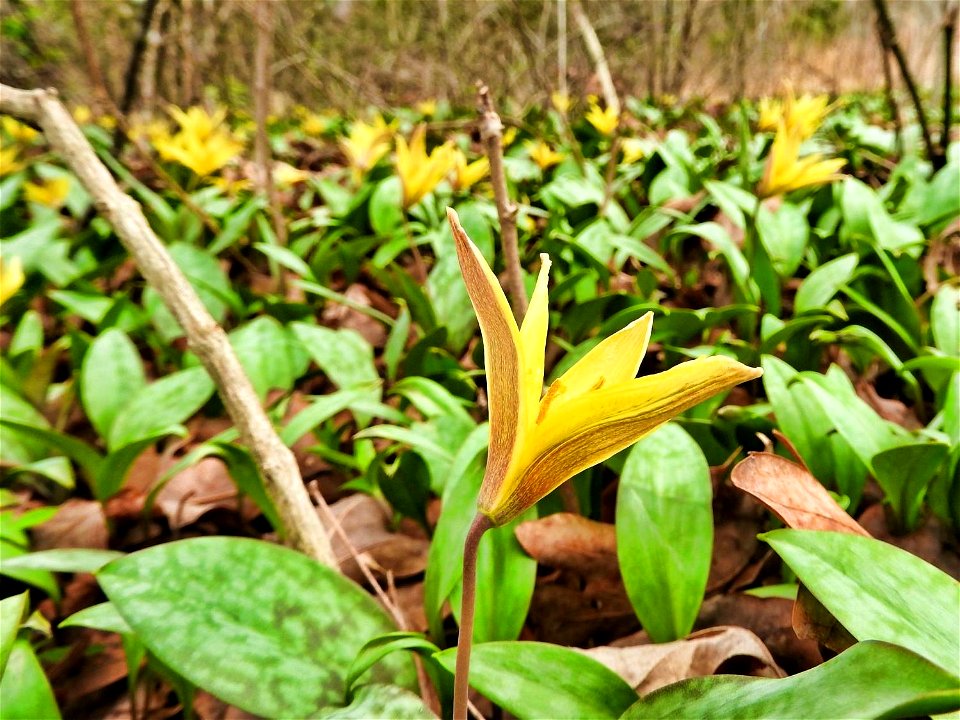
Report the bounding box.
[730,453,869,536]
[856,381,922,430]
[706,518,759,593]
[578,626,784,695]
[792,584,857,655]
[155,457,257,530]
[515,513,619,578]
[696,594,822,673]
[323,494,429,582]
[321,283,388,347]
[33,499,108,550]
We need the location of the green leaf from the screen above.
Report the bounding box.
[871,442,949,532]
[97,537,415,718]
[0,549,123,573]
[144,243,233,341]
[0,639,61,719]
[762,529,960,676]
[378,452,431,528]
[281,390,370,446]
[622,640,959,719]
[80,328,145,439]
[60,601,133,635]
[384,303,412,381]
[108,367,214,450]
[319,684,436,719]
[616,423,712,642]
[291,323,381,425]
[229,316,303,399]
[209,197,265,254]
[369,177,404,235]
[671,223,758,304]
[0,591,28,678]
[433,642,637,720]
[345,632,440,699]
[423,425,490,640]
[756,201,808,278]
[794,253,858,315]
[0,539,59,599]
[931,285,959,357]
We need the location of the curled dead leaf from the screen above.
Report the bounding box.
[515,513,618,578]
[577,626,784,695]
[730,453,869,536]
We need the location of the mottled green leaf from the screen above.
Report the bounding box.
[622,640,959,719]
[97,537,415,718]
[763,529,960,676]
[434,642,637,720]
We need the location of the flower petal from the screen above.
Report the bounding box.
[484,355,762,524]
[551,312,653,403]
[519,254,552,432]
[448,208,524,504]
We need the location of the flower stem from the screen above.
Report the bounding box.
[453,512,493,720]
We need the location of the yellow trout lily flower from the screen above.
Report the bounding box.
[586,99,619,136]
[416,100,438,117]
[24,177,70,208]
[551,92,571,114]
[758,84,835,139]
[395,125,456,208]
[0,255,24,306]
[451,149,489,192]
[0,146,24,176]
[447,208,762,525]
[1,117,38,144]
[154,106,243,177]
[621,137,654,164]
[341,115,394,179]
[758,120,845,198]
[525,140,565,170]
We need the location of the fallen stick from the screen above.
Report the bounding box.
[0,83,335,567]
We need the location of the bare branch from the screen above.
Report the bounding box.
[476,82,527,321]
[0,83,335,567]
[570,0,619,115]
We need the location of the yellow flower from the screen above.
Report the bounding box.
[447,208,761,525]
[758,120,845,198]
[502,127,518,148]
[0,255,24,306]
[416,100,438,117]
[524,140,564,170]
[0,146,24,176]
[24,177,70,208]
[1,117,38,144]
[551,92,571,114]
[127,118,169,144]
[585,99,619,136]
[72,105,93,125]
[341,115,393,179]
[154,106,243,177]
[395,125,456,208]
[302,112,333,136]
[757,97,782,132]
[621,137,654,164]
[451,149,489,191]
[273,162,311,187]
[758,84,835,140]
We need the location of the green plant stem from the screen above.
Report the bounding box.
[453,512,493,720]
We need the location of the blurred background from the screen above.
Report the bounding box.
[0,0,953,113]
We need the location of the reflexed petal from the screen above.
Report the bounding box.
[552,312,653,401]
[448,208,524,502]
[483,355,762,524]
[519,254,552,433]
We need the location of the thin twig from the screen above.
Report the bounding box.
[0,83,335,567]
[941,2,957,156]
[251,0,288,300]
[70,0,113,112]
[452,513,493,720]
[113,0,160,153]
[872,0,942,168]
[476,83,527,322]
[570,0,620,115]
[875,14,904,156]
